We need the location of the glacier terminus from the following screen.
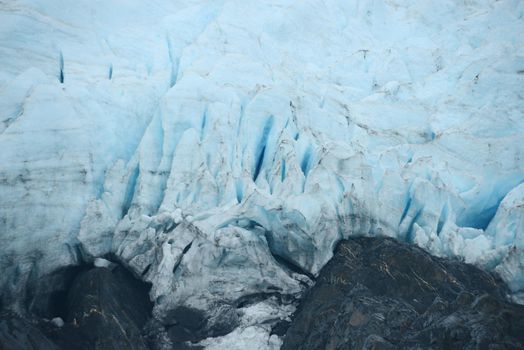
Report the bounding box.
[0,0,523,349]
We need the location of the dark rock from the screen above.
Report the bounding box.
[161,303,238,347]
[26,265,88,319]
[44,265,153,350]
[282,237,524,350]
[205,303,239,338]
[362,334,394,350]
[271,319,291,336]
[164,306,206,343]
[0,311,60,350]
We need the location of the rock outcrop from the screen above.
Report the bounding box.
[282,237,524,349]
[2,236,524,349]
[1,265,153,350]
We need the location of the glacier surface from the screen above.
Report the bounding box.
[0,0,523,347]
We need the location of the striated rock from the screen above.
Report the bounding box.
[3,235,524,349]
[0,312,60,350]
[282,237,524,350]
[1,264,155,349]
[42,265,153,350]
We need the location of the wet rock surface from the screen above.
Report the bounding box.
[160,305,238,346]
[0,262,239,350]
[282,236,524,350]
[1,264,153,350]
[47,266,152,350]
[0,311,60,350]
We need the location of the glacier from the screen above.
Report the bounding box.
[0,0,523,348]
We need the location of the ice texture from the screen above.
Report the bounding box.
[0,0,523,347]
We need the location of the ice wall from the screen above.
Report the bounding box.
[0,0,523,347]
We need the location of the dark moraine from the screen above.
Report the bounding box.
[281,236,524,350]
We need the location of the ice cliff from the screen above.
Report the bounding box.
[0,0,523,348]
